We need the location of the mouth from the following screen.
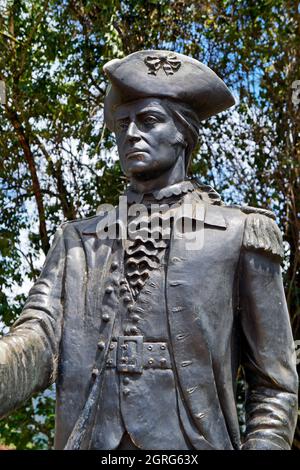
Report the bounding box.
[125,151,147,161]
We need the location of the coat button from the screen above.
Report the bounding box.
[132,314,140,323]
[97,341,105,350]
[160,358,167,366]
[123,388,130,396]
[102,313,110,322]
[105,286,114,294]
[111,261,118,270]
[123,377,130,385]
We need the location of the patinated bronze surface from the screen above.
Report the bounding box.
[0,50,298,450]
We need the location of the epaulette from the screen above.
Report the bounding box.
[238,205,276,220]
[240,206,284,261]
[191,178,224,206]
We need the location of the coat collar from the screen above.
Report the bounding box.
[125,180,195,204]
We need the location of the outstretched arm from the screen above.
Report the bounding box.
[0,224,66,418]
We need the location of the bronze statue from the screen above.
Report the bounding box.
[0,50,298,450]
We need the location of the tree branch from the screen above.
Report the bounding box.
[5,106,50,254]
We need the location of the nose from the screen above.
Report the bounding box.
[126,121,141,143]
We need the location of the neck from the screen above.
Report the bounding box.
[129,155,186,194]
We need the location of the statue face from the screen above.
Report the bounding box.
[114,98,185,179]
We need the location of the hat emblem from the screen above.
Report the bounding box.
[144,54,181,76]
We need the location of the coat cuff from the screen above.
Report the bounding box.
[242,437,290,450]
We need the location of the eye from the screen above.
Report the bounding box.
[116,120,129,131]
[143,115,159,125]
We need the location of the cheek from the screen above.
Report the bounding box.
[152,124,182,148]
[153,135,182,160]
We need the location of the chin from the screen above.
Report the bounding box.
[126,163,155,177]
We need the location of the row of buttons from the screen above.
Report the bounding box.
[94,259,119,366]
[94,257,140,378]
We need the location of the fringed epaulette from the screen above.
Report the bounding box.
[239,205,276,220]
[191,177,224,206]
[241,206,284,261]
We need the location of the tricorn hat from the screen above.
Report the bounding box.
[103,50,235,131]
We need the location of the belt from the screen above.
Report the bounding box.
[106,335,171,373]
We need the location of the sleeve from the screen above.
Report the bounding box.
[239,213,298,450]
[0,223,67,418]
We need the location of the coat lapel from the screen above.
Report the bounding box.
[77,214,115,327]
[166,196,233,450]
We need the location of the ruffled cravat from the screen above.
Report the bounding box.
[124,180,194,299]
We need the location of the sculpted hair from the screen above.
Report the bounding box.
[161,98,200,170]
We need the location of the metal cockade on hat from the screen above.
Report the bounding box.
[144,54,181,76]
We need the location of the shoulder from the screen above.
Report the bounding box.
[58,214,98,229]
[57,213,104,238]
[228,204,284,261]
[58,204,118,237]
[192,179,284,261]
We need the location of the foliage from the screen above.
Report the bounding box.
[0,0,299,449]
[0,389,55,450]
